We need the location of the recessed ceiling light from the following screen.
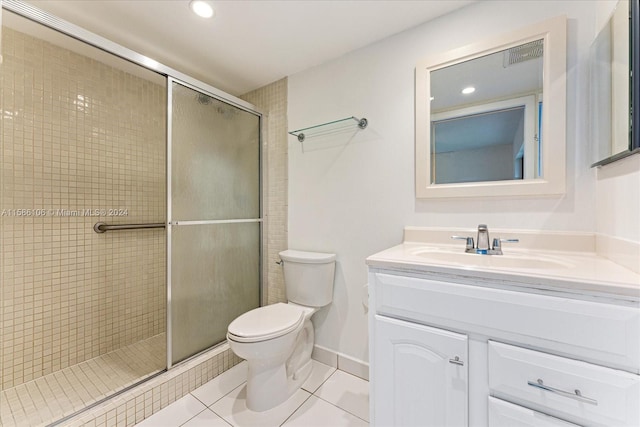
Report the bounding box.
[461,86,476,95]
[430,96,435,101]
[190,0,214,18]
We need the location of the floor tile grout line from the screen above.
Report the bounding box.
[277,390,314,427]
[190,367,249,410]
[264,362,333,425]
[301,365,338,395]
[206,382,245,424]
[311,393,370,423]
[176,406,210,427]
[202,379,314,427]
[311,369,370,423]
[33,378,57,420]
[188,391,210,408]
[202,378,248,411]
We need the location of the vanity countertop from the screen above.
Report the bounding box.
[367,240,640,302]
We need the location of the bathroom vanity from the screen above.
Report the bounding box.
[367,227,640,427]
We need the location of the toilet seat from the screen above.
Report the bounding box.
[227,303,304,343]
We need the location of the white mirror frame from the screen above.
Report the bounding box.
[415,15,567,198]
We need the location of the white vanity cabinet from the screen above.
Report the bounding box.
[368,270,640,427]
[487,397,581,427]
[373,315,468,426]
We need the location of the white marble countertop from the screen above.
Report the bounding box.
[367,241,640,302]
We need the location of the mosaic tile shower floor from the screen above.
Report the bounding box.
[1,334,166,427]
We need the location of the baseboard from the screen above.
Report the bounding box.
[311,344,338,368]
[312,344,369,381]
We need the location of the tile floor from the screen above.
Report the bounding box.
[135,360,369,427]
[1,334,166,427]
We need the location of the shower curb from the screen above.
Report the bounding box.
[60,343,242,427]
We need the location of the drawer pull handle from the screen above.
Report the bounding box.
[527,379,598,406]
[449,356,464,366]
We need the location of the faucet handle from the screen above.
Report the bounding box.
[492,238,519,253]
[494,238,519,245]
[452,236,474,251]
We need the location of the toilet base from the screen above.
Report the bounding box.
[245,361,289,412]
[245,356,313,412]
[243,320,314,412]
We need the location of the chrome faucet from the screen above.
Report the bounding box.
[451,224,519,255]
[476,224,490,254]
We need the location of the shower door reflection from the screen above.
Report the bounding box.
[169,81,262,365]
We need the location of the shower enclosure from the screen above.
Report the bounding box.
[168,80,261,366]
[0,3,263,426]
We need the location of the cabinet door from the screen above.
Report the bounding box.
[373,315,468,427]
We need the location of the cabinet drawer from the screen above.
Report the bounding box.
[374,273,640,372]
[488,341,640,426]
[488,396,581,427]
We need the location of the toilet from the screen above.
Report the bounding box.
[226,249,336,412]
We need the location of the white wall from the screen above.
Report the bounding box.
[288,1,599,362]
[592,0,640,249]
[596,155,640,243]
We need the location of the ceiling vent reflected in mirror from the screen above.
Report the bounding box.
[503,39,544,67]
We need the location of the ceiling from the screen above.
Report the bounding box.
[22,0,475,96]
[431,43,543,112]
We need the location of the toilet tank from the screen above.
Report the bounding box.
[279,250,336,307]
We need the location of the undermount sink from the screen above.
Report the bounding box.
[411,248,573,270]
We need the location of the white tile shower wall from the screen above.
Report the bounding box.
[240,78,288,305]
[0,27,166,389]
[288,1,600,363]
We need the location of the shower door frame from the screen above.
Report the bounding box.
[166,77,266,369]
[2,0,267,371]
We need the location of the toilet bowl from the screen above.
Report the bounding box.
[227,303,316,411]
[226,250,335,412]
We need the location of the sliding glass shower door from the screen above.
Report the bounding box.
[168,80,262,365]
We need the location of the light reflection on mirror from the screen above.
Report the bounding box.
[430,39,543,184]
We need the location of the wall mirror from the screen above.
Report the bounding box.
[415,16,567,198]
[590,0,640,167]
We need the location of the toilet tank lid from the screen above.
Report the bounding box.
[279,250,336,264]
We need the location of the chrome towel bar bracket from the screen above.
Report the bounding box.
[289,116,368,143]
